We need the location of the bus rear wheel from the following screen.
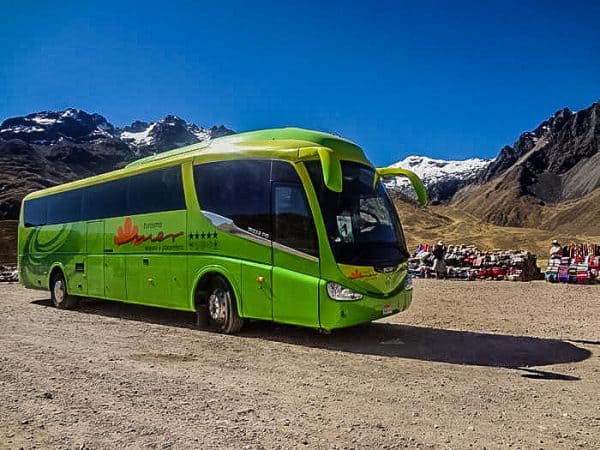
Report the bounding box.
[205,276,243,334]
[50,271,79,310]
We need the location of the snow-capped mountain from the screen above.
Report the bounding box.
[118,115,232,154]
[385,155,492,203]
[0,108,233,154]
[0,108,234,219]
[0,108,116,145]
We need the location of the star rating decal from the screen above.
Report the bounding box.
[189,230,218,240]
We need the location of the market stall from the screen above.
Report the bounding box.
[545,243,599,284]
[409,243,542,281]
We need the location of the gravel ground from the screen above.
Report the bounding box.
[0,280,598,449]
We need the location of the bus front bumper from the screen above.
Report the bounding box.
[319,283,413,330]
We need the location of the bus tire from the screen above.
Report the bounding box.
[50,271,79,310]
[206,276,243,334]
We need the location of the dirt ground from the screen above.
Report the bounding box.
[0,280,598,450]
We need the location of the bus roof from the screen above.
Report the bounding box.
[125,127,367,168]
[23,127,371,200]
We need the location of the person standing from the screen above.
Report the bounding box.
[550,239,562,257]
[432,240,447,279]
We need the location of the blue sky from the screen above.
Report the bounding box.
[1,0,599,166]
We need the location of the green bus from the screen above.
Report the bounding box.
[18,128,427,333]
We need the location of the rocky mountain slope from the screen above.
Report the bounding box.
[453,101,600,232]
[0,109,233,219]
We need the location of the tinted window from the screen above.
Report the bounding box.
[23,197,47,227]
[194,160,271,238]
[273,184,318,256]
[46,190,82,224]
[24,166,185,226]
[271,160,300,183]
[127,166,185,215]
[82,178,127,220]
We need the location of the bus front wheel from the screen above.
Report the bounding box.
[205,276,243,334]
[50,271,79,310]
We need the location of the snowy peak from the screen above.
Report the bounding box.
[0,109,235,153]
[118,115,233,152]
[391,155,491,182]
[119,122,158,147]
[386,155,492,203]
[0,108,116,144]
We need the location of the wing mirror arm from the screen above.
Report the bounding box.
[374,167,428,206]
[298,147,342,192]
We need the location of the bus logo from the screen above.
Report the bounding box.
[114,217,184,247]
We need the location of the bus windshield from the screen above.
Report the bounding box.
[306,161,409,267]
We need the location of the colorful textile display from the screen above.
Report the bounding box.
[410,244,541,281]
[544,242,600,284]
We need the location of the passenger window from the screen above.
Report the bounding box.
[82,179,127,220]
[194,160,271,238]
[23,197,48,227]
[46,190,82,224]
[127,166,185,215]
[24,166,185,225]
[273,183,319,257]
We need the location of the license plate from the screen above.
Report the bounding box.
[382,304,393,315]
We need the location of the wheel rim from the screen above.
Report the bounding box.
[53,279,65,304]
[208,288,228,324]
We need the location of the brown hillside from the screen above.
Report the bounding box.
[0,220,17,263]
[452,175,600,236]
[394,200,600,260]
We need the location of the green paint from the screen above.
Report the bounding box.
[18,127,426,331]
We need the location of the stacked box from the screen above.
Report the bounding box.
[568,265,577,283]
[545,258,560,283]
[576,264,589,284]
[558,264,570,283]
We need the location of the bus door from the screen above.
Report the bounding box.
[86,220,127,300]
[240,244,273,320]
[86,220,105,298]
[270,180,320,327]
[102,220,126,301]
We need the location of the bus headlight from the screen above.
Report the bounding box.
[326,282,363,301]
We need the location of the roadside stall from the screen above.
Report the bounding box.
[410,244,541,281]
[545,243,599,284]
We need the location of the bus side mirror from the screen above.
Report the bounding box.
[374,167,428,206]
[298,147,343,192]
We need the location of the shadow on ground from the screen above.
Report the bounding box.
[32,297,591,375]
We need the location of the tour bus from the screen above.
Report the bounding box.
[18,128,427,333]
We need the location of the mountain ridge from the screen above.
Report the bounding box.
[389,101,599,219]
[452,101,600,233]
[0,108,234,219]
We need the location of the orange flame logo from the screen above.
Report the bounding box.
[114,217,139,246]
[349,269,363,279]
